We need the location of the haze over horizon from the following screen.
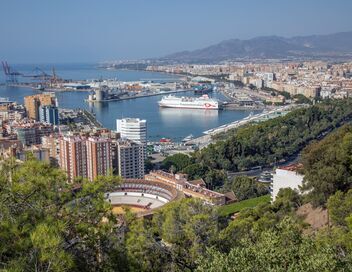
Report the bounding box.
[1,0,352,64]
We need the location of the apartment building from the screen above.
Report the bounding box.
[59,136,113,182]
[86,136,112,181]
[59,136,88,182]
[112,139,145,179]
[13,122,53,146]
[24,93,57,120]
[39,105,59,125]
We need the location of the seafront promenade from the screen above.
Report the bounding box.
[186,104,301,148]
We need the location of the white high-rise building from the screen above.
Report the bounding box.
[116,118,147,145]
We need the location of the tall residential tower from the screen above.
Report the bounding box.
[86,137,112,181]
[59,136,88,182]
[112,139,145,179]
[59,136,113,182]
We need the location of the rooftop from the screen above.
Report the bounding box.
[278,163,303,172]
[119,118,146,123]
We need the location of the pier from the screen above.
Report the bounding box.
[86,89,192,103]
[82,110,103,128]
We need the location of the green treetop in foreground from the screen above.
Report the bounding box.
[197,217,345,272]
[0,158,122,271]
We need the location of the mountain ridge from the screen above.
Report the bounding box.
[162,31,352,62]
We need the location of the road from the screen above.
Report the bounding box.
[82,110,103,128]
[227,153,300,179]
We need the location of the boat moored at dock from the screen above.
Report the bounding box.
[158,94,220,110]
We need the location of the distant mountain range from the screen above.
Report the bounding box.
[162,31,352,62]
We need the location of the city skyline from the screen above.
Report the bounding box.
[2,1,352,270]
[1,0,352,63]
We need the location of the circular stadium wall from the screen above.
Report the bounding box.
[106,179,182,215]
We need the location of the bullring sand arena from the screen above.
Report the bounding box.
[106,178,183,216]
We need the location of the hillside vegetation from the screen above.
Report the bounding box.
[163,99,352,190]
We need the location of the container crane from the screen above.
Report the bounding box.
[1,61,22,83]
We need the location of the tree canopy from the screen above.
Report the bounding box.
[161,153,192,173]
[0,158,123,271]
[197,217,349,272]
[198,99,352,173]
[221,176,268,201]
[301,124,352,206]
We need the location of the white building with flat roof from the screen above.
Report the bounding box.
[116,118,147,145]
[271,164,304,202]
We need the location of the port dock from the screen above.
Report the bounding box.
[86,89,192,103]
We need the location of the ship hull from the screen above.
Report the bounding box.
[158,94,220,110]
[159,103,219,110]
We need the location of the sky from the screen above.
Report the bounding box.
[1,0,352,64]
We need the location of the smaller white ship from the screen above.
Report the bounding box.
[182,134,194,142]
[0,97,14,104]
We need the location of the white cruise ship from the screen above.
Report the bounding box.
[158,94,219,110]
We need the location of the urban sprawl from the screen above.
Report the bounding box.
[2,59,352,214]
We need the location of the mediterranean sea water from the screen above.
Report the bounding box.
[0,63,256,141]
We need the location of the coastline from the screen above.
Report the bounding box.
[98,66,190,78]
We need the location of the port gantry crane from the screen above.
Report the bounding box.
[22,67,53,80]
[50,67,62,86]
[2,61,63,88]
[1,61,22,84]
